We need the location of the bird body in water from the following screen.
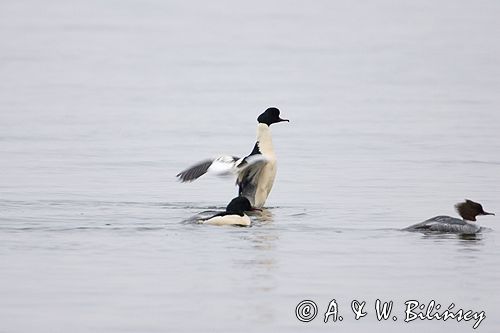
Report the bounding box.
[403,199,494,234]
[201,196,253,226]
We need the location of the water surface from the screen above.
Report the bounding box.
[1,0,500,332]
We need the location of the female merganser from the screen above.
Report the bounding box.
[176,107,289,208]
[403,199,495,234]
[201,196,253,226]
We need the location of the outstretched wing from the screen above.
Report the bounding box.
[176,155,240,182]
[176,159,214,182]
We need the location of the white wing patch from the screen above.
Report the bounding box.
[207,155,240,176]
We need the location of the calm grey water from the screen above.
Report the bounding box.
[1,0,500,332]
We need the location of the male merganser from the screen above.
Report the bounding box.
[201,196,253,226]
[403,199,495,234]
[176,107,289,208]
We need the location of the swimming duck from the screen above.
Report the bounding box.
[201,196,253,226]
[403,199,494,234]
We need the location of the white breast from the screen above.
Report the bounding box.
[253,161,276,208]
[253,124,277,208]
[202,214,251,226]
